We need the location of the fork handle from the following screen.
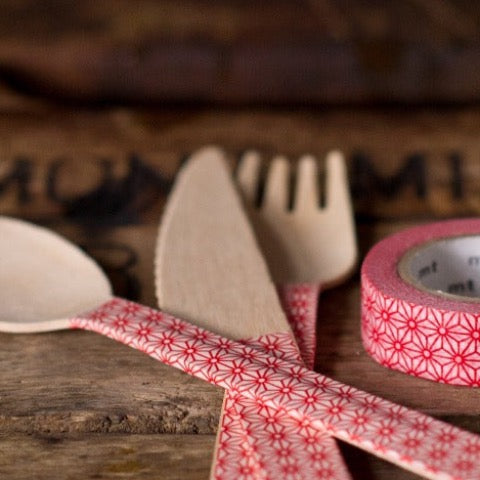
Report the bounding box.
[277,283,320,368]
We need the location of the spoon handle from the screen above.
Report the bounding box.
[72,297,480,480]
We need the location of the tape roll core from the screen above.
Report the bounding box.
[361,219,480,386]
[398,235,480,303]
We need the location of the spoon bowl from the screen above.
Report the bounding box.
[0,216,112,332]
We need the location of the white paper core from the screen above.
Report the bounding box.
[398,235,480,300]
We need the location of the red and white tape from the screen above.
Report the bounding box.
[71,295,480,480]
[362,218,480,386]
[212,284,352,480]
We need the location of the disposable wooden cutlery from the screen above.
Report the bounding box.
[204,151,358,479]
[154,148,479,480]
[0,148,479,480]
[156,148,353,479]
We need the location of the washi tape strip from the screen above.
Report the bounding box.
[362,218,480,386]
[72,296,480,480]
[212,284,352,480]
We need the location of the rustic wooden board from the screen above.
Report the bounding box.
[2,108,480,221]
[0,433,425,480]
[1,108,480,478]
[1,1,480,104]
[0,433,216,479]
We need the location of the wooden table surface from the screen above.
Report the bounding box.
[1,103,480,479]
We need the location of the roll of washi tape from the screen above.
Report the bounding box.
[361,218,480,386]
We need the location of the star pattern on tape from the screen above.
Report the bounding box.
[212,284,351,480]
[362,274,480,386]
[71,294,480,480]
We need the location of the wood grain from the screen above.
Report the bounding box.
[0,433,429,480]
[2,107,480,478]
[1,109,480,222]
[0,433,215,479]
[1,1,480,104]
[0,328,223,435]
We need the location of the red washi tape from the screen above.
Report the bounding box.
[362,218,480,386]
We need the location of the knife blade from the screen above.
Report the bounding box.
[155,146,290,338]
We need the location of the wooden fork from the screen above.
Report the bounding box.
[208,151,358,479]
[236,151,357,367]
[237,150,357,289]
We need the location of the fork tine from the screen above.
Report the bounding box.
[325,150,349,209]
[294,155,319,210]
[263,156,289,211]
[237,150,261,204]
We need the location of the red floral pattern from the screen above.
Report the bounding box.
[71,297,480,480]
[211,284,352,480]
[362,273,480,386]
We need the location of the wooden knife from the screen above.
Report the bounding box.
[155,146,350,479]
[155,146,288,339]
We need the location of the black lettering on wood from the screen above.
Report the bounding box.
[449,152,463,199]
[351,153,427,199]
[0,157,32,203]
[47,154,172,226]
[47,158,114,203]
[81,241,141,301]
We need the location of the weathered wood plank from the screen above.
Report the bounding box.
[1,1,480,104]
[0,328,223,435]
[0,433,426,480]
[2,109,480,220]
[0,433,215,479]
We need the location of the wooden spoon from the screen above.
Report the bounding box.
[0,216,112,333]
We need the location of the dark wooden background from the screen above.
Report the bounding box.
[2,0,480,105]
[1,2,480,479]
